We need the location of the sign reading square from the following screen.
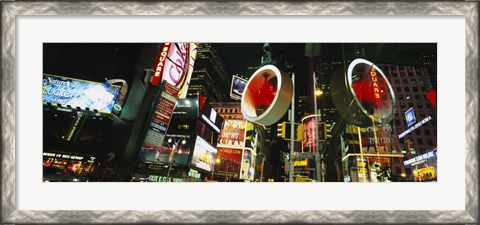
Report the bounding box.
[405,107,416,127]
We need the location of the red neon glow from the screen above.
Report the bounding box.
[352,67,383,110]
[151,43,171,85]
[199,95,207,109]
[254,76,277,114]
[425,90,437,107]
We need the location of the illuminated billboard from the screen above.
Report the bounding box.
[42,74,122,114]
[138,135,191,166]
[216,147,242,176]
[230,75,247,100]
[301,115,326,153]
[151,43,197,99]
[344,124,396,154]
[138,144,172,164]
[190,136,218,172]
[361,124,395,150]
[218,119,246,148]
[239,148,256,181]
[172,98,199,119]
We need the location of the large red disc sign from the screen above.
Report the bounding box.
[241,65,293,126]
[330,58,395,127]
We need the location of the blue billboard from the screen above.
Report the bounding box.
[405,107,416,127]
[42,74,121,114]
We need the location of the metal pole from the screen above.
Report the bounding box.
[313,72,322,182]
[260,153,266,182]
[358,126,366,182]
[289,73,295,182]
[166,144,175,180]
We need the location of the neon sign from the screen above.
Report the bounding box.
[152,43,171,85]
[369,67,381,106]
[151,43,197,98]
[348,58,395,126]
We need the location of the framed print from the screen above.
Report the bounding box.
[1,1,478,224]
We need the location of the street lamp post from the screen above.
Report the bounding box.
[211,157,220,181]
[258,152,266,182]
[166,137,186,180]
[313,71,323,182]
[289,73,295,182]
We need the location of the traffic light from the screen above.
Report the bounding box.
[276,122,303,141]
[325,123,332,139]
[245,122,255,141]
[296,123,303,141]
[277,122,285,138]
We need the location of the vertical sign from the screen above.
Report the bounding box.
[143,82,180,150]
[151,43,171,85]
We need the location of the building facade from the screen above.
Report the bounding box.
[187,44,229,102]
[380,64,437,181]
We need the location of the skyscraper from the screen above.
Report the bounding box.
[380,63,437,181]
[187,44,229,102]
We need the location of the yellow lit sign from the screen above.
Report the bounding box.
[369,68,381,100]
[294,160,308,167]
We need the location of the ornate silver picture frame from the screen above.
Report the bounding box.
[1,1,478,224]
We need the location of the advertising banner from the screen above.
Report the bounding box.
[139,144,171,164]
[42,74,121,114]
[190,136,218,172]
[142,82,180,156]
[361,124,395,149]
[230,75,247,100]
[172,97,199,119]
[216,147,242,175]
[301,117,326,153]
[345,124,395,150]
[218,119,246,148]
[139,134,191,166]
[239,148,256,181]
[292,152,316,179]
[151,43,197,99]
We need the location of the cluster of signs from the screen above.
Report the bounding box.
[142,82,180,149]
[399,106,434,139]
[151,43,197,99]
[216,118,256,181]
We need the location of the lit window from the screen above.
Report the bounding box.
[410,148,416,154]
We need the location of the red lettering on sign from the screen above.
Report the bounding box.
[152,43,171,85]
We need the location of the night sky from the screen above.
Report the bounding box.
[43,43,436,90]
[214,43,265,76]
